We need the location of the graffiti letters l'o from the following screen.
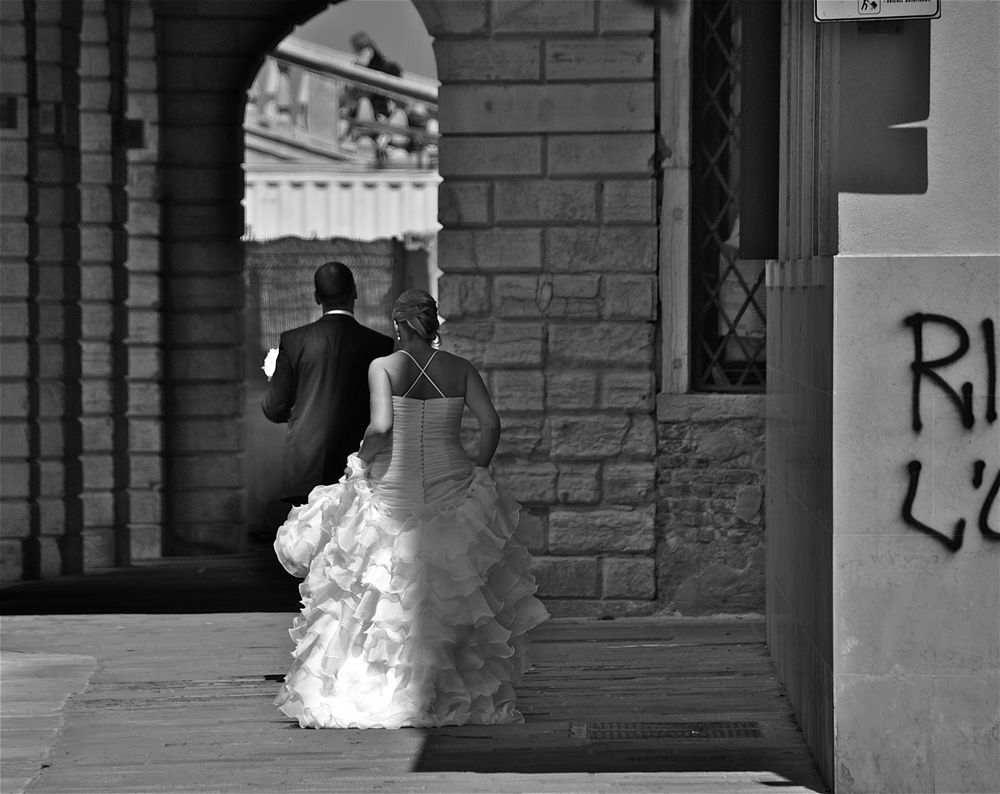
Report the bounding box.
[901,314,999,552]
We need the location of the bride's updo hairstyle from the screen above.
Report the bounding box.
[393,289,440,347]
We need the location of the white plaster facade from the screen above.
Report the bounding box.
[767,3,1000,791]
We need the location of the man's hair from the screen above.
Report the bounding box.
[314,261,356,306]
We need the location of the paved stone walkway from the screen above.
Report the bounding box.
[1,612,828,793]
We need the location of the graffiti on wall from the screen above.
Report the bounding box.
[901,314,999,552]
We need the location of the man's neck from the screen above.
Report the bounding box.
[322,307,354,316]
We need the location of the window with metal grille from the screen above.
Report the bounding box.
[690,0,779,391]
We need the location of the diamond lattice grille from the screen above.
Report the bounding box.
[691,0,766,391]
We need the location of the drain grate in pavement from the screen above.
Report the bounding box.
[572,720,763,740]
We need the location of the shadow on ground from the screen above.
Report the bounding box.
[414,723,824,786]
[1,574,830,792]
[0,545,300,615]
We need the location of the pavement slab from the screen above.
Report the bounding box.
[1,613,828,794]
[1,651,98,794]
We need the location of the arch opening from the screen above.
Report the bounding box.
[240,1,440,541]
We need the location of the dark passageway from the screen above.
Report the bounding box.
[0,550,299,615]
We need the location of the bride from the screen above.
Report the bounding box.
[272,288,549,729]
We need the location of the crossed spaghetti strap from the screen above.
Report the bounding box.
[399,349,447,398]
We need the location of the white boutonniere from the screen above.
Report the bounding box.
[262,347,279,380]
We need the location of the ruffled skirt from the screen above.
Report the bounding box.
[272,456,549,729]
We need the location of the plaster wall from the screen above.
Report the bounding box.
[830,4,1000,791]
[833,256,999,794]
[837,2,1000,256]
[766,260,834,782]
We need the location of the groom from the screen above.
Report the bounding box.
[262,261,394,505]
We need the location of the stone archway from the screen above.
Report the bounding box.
[155,0,673,617]
[154,0,331,555]
[155,0,448,555]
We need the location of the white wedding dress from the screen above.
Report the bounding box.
[273,353,549,728]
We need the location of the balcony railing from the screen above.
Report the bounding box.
[245,36,439,170]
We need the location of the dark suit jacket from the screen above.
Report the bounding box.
[262,314,394,502]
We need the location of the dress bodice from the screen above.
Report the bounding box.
[368,396,473,507]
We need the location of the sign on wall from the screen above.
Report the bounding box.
[815,0,940,22]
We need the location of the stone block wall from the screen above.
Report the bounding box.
[124,0,164,560]
[1,0,90,580]
[2,0,767,618]
[78,0,129,570]
[1,0,162,581]
[656,395,765,614]
[423,0,663,616]
[152,0,328,555]
[0,0,35,582]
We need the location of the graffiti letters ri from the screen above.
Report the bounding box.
[901,314,998,552]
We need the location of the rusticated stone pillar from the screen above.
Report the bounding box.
[420,0,660,615]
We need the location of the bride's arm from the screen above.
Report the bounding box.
[357,360,394,464]
[464,363,501,467]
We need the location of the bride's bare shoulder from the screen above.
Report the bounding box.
[369,351,406,373]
